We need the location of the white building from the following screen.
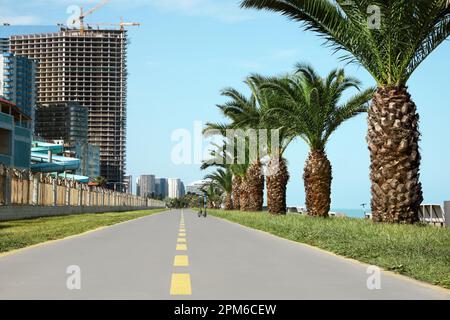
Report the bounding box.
[186,180,209,196]
[168,178,184,199]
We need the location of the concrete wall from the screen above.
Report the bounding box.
[0,205,162,221]
[444,201,450,227]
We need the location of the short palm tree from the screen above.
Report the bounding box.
[261,65,373,217]
[93,176,107,187]
[201,183,223,209]
[200,139,249,211]
[240,0,450,222]
[204,168,234,210]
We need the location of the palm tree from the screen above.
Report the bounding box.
[204,168,234,210]
[201,183,223,209]
[206,85,267,212]
[93,176,107,187]
[200,139,249,211]
[260,65,373,217]
[240,0,450,222]
[245,75,294,214]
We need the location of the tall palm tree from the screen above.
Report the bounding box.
[207,85,267,212]
[240,0,450,222]
[260,65,373,217]
[204,168,234,210]
[247,75,294,214]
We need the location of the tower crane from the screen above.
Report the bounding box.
[72,0,110,35]
[88,20,141,31]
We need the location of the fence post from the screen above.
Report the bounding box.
[78,185,82,206]
[65,181,70,206]
[52,179,57,206]
[32,174,39,205]
[4,168,11,205]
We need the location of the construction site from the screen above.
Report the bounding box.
[7,0,139,189]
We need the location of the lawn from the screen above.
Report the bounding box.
[0,209,166,254]
[207,209,450,289]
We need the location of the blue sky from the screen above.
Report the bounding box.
[1,0,449,208]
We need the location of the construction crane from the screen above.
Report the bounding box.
[72,0,110,35]
[88,20,141,31]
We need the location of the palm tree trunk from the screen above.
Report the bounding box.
[224,193,233,210]
[232,176,241,210]
[239,177,251,211]
[267,155,289,215]
[368,86,422,223]
[304,149,332,217]
[246,161,264,211]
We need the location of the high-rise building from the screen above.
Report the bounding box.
[0,52,36,119]
[0,38,9,53]
[66,141,100,178]
[137,175,155,197]
[10,28,128,187]
[35,102,88,144]
[180,181,185,197]
[155,178,168,198]
[123,175,132,194]
[168,178,183,199]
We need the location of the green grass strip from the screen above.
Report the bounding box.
[0,209,166,254]
[208,209,450,289]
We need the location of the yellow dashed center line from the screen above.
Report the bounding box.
[170,211,192,296]
[170,274,192,295]
[174,255,189,267]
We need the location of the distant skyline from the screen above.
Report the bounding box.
[1,0,449,208]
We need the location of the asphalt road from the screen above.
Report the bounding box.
[0,209,448,300]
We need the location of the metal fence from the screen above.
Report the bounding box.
[0,165,165,208]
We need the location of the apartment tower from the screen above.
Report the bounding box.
[9,28,127,187]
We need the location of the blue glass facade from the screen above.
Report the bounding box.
[0,52,36,119]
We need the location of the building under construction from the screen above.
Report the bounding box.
[9,27,128,187]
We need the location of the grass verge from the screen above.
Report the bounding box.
[207,209,450,289]
[0,209,166,254]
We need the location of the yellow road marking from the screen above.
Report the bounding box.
[177,238,186,243]
[173,255,189,267]
[176,243,187,251]
[179,229,186,232]
[170,273,192,295]
[178,233,186,237]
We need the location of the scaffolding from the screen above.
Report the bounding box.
[10,28,127,185]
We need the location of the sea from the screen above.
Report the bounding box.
[332,208,369,219]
